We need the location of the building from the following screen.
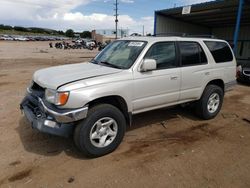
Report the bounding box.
[91,29,129,43]
[154,0,250,62]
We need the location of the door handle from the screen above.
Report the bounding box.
[170,76,178,80]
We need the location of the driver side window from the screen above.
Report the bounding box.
[145,42,177,69]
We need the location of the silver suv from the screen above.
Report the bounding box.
[20,37,236,157]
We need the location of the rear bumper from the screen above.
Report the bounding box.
[20,94,88,137]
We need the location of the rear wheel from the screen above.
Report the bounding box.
[74,104,126,158]
[195,85,224,120]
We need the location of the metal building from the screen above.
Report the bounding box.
[154,0,250,62]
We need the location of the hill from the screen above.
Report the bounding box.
[0,24,64,36]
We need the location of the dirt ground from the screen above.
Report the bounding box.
[0,41,250,188]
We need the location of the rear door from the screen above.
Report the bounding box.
[178,41,212,101]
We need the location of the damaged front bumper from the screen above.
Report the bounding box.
[20,94,88,137]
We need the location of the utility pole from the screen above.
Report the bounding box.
[142,25,144,36]
[114,0,119,39]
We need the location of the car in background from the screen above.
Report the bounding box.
[237,60,250,83]
[26,36,36,41]
[14,36,29,41]
[0,35,14,41]
[130,33,142,36]
[85,40,95,47]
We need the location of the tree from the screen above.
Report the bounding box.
[14,26,28,32]
[0,24,12,30]
[80,31,91,38]
[57,30,65,35]
[65,29,74,37]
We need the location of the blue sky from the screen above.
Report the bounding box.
[0,0,211,34]
[75,0,207,19]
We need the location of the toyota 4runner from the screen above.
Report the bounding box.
[20,37,236,157]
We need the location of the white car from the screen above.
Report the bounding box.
[21,36,236,157]
[0,35,14,40]
[85,41,95,47]
[14,36,29,41]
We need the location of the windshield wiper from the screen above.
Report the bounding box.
[99,61,122,69]
[90,59,98,64]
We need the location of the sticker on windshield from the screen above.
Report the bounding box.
[128,42,144,47]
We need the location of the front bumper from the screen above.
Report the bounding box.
[20,94,88,137]
[39,98,88,123]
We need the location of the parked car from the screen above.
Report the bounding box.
[15,36,29,41]
[20,37,236,157]
[130,33,142,36]
[85,40,95,47]
[0,35,14,41]
[237,60,250,83]
[98,42,108,51]
[26,36,36,41]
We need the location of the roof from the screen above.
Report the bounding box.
[156,0,250,27]
[121,36,226,43]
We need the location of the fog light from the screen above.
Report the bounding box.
[44,120,57,128]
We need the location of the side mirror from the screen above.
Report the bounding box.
[140,59,157,72]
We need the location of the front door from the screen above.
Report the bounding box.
[132,41,181,113]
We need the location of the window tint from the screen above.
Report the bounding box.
[179,42,207,66]
[145,42,177,69]
[204,41,233,63]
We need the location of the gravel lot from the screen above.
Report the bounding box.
[0,41,250,188]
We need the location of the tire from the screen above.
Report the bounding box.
[195,85,224,120]
[74,104,126,158]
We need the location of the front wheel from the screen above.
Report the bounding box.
[74,104,126,158]
[195,85,224,120]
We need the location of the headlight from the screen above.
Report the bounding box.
[45,89,69,106]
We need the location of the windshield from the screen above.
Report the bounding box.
[92,40,147,69]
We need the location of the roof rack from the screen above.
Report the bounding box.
[153,32,216,38]
[153,32,185,37]
[185,34,216,38]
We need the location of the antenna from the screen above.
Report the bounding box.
[114,0,118,39]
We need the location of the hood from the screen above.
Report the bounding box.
[33,62,122,90]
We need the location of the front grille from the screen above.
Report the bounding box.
[22,94,45,119]
[30,82,45,98]
[31,82,44,91]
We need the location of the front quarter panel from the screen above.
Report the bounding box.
[61,80,133,112]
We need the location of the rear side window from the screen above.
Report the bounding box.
[179,42,207,66]
[204,41,233,63]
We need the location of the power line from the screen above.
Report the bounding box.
[114,0,118,39]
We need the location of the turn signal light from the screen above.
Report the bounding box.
[57,92,69,106]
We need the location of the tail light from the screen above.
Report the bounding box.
[236,65,242,79]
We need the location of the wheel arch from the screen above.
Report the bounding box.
[198,79,225,100]
[205,79,225,93]
[86,95,132,126]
